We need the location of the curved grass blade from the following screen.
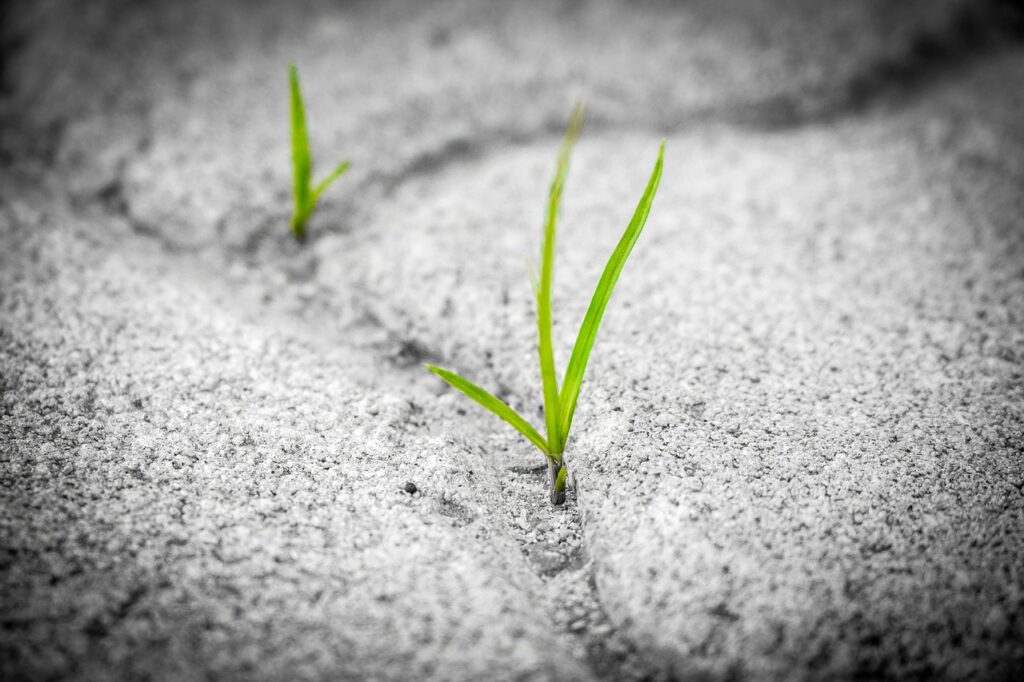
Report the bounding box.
[538,102,585,454]
[312,160,352,204]
[558,141,665,441]
[426,364,549,455]
[289,64,312,228]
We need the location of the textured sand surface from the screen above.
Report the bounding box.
[2,1,1023,680]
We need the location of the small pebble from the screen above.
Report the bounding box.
[403,481,418,494]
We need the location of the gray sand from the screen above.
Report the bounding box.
[2,1,1022,680]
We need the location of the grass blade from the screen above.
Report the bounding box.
[312,160,352,203]
[289,64,312,223]
[538,102,585,454]
[558,141,665,440]
[426,364,549,455]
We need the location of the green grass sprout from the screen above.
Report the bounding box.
[427,104,665,505]
[289,63,350,241]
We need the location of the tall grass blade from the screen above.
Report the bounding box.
[426,364,549,455]
[289,64,312,223]
[538,102,585,454]
[558,141,665,440]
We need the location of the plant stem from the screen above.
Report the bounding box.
[548,458,567,506]
[291,214,308,241]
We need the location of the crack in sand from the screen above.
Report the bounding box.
[494,467,667,681]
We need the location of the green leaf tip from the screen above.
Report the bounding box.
[562,100,586,148]
[426,364,549,455]
[312,159,352,203]
[287,63,350,241]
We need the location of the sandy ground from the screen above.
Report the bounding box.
[2,1,1023,680]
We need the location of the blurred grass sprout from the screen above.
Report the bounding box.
[289,63,350,240]
[427,104,665,505]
